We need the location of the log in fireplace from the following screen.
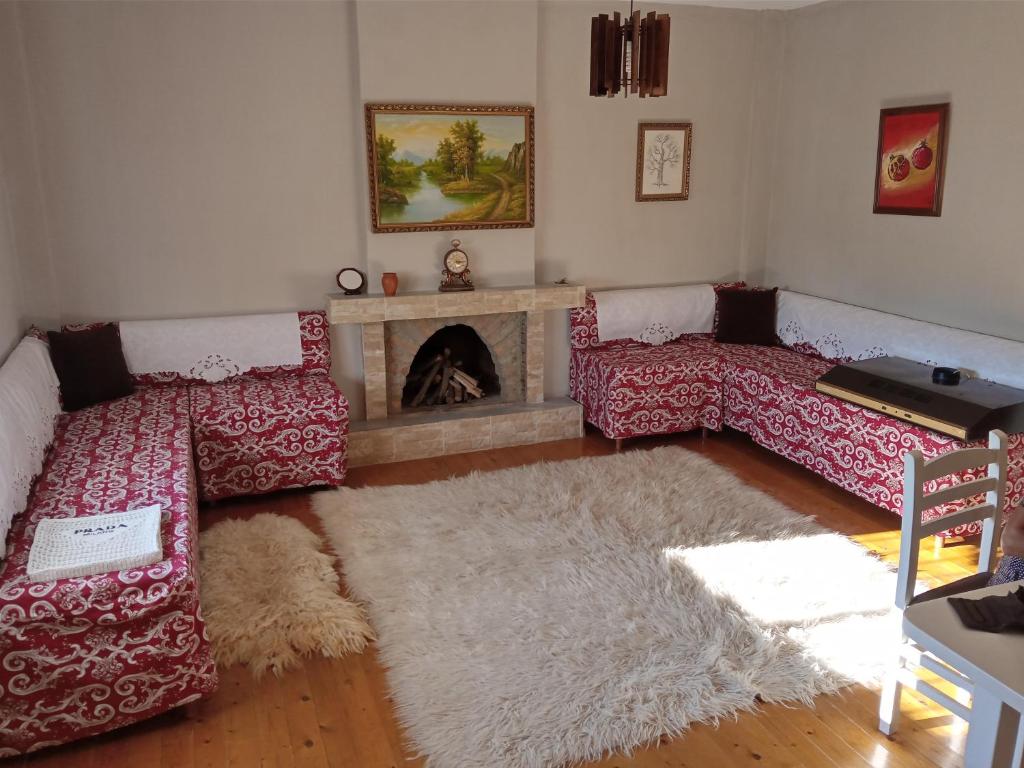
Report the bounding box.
[401,324,500,409]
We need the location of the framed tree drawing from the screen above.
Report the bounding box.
[636,122,692,202]
[365,104,535,233]
[873,103,949,216]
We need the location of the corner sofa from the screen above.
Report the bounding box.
[570,287,1024,540]
[0,310,348,755]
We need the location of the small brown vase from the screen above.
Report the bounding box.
[381,272,398,297]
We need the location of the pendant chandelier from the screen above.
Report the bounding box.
[589,1,670,98]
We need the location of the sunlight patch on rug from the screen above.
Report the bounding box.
[199,512,374,678]
[314,447,898,768]
[668,533,899,685]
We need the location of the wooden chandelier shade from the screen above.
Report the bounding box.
[589,9,670,98]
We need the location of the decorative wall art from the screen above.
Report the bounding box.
[365,104,534,233]
[635,122,692,201]
[873,103,949,216]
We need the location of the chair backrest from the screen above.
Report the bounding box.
[894,429,1008,609]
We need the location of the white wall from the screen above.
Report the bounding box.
[18,0,364,321]
[0,163,22,359]
[536,2,781,394]
[0,2,58,359]
[14,0,368,407]
[764,0,1024,342]
[536,2,775,290]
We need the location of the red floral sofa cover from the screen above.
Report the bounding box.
[191,374,348,500]
[0,387,217,755]
[65,311,349,501]
[182,312,349,500]
[570,292,1024,539]
[0,311,348,754]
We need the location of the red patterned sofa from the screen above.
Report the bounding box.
[0,356,216,755]
[570,289,1024,539]
[71,310,349,501]
[0,311,348,755]
[177,312,348,500]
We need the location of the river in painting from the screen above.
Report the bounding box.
[379,171,481,224]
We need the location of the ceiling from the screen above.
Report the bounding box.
[661,0,827,9]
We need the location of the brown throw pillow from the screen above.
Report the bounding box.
[714,287,778,346]
[47,324,134,411]
[712,281,747,335]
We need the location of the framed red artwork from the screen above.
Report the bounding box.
[873,102,949,216]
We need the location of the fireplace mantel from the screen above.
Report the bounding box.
[327,283,586,466]
[328,283,585,323]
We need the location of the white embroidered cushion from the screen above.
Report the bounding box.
[0,337,62,549]
[593,284,716,346]
[118,313,303,383]
[777,291,1024,389]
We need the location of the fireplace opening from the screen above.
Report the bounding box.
[401,324,500,409]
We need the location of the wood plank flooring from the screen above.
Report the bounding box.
[18,428,983,768]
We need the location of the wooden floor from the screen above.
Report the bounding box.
[18,428,983,768]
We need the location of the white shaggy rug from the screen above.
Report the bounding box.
[314,448,897,768]
[199,512,374,678]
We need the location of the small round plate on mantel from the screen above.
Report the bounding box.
[336,267,366,296]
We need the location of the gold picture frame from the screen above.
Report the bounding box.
[365,103,535,233]
[635,121,692,202]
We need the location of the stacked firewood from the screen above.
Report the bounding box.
[408,348,484,408]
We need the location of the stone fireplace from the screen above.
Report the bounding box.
[328,284,585,466]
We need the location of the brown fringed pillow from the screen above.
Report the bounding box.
[714,287,778,346]
[47,324,134,411]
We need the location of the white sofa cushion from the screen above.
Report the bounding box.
[0,336,62,548]
[593,284,716,346]
[777,291,1024,389]
[118,312,302,383]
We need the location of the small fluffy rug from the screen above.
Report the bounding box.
[199,512,373,678]
[314,448,897,768]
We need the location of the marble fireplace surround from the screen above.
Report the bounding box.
[328,284,586,466]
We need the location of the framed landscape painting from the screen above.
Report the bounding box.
[636,121,692,202]
[873,103,949,216]
[365,104,535,233]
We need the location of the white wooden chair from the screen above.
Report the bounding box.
[879,429,1008,736]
